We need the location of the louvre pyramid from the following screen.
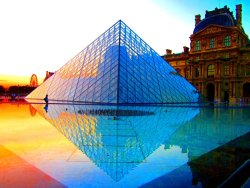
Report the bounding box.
[26,20,199,104]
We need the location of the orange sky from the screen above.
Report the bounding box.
[0,74,43,89]
[1,1,249,90]
[1,1,248,92]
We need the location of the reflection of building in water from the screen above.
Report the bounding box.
[166,108,250,161]
[31,103,199,181]
[188,132,250,187]
[27,20,199,104]
[132,107,250,188]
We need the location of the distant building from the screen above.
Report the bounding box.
[30,74,38,87]
[44,71,54,82]
[163,4,250,104]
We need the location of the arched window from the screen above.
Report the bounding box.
[207,64,215,77]
[224,35,231,47]
[243,83,250,97]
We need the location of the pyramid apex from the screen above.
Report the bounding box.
[27,20,199,104]
[115,19,124,27]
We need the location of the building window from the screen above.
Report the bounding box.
[195,67,200,77]
[225,52,229,58]
[247,65,250,76]
[224,65,230,76]
[195,40,201,51]
[223,35,231,47]
[196,56,200,62]
[209,38,215,48]
[207,64,215,77]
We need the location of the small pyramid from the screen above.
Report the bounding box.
[26,20,199,104]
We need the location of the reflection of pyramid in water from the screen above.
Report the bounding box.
[27,20,199,104]
[31,104,200,181]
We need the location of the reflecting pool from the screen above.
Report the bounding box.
[0,102,250,187]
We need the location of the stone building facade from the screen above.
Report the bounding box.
[163,4,250,104]
[44,71,54,82]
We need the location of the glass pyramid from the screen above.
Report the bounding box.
[26,20,199,104]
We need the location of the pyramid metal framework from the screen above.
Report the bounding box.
[26,20,199,104]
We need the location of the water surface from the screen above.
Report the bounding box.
[0,102,249,187]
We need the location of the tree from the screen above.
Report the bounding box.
[0,85,5,95]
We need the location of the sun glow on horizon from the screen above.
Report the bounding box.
[0,74,44,89]
[0,0,249,89]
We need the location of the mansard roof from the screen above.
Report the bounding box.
[193,6,237,34]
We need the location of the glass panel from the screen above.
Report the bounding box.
[27,20,199,104]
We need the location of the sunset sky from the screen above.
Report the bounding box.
[0,0,249,88]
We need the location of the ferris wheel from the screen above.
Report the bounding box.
[30,74,38,87]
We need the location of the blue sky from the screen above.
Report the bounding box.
[0,0,249,85]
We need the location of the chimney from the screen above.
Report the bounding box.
[183,46,189,53]
[166,49,172,55]
[236,4,242,28]
[195,14,201,26]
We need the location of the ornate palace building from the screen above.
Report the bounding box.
[163,4,250,104]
